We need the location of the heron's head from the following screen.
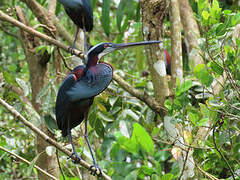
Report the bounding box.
[86,40,162,67]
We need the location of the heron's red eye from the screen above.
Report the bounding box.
[104,44,109,48]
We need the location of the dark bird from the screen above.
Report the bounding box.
[58,0,93,55]
[55,40,162,175]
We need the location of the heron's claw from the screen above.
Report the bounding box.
[68,152,81,164]
[89,164,102,176]
[68,46,75,55]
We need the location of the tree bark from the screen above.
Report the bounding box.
[139,0,169,111]
[170,0,183,88]
[15,6,59,180]
[179,0,204,69]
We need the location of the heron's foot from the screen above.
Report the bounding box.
[67,46,75,55]
[89,164,102,176]
[68,152,81,164]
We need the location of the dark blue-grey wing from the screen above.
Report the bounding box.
[55,74,76,130]
[67,64,113,102]
[64,0,93,32]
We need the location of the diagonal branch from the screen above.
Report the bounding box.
[0,9,165,116]
[0,146,58,180]
[0,97,111,180]
[0,10,84,59]
[113,73,167,114]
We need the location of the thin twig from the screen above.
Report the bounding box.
[195,162,220,180]
[0,10,85,59]
[113,73,167,114]
[178,147,190,180]
[56,149,66,180]
[0,145,58,180]
[33,23,73,71]
[0,97,112,180]
[0,24,18,38]
[212,122,235,180]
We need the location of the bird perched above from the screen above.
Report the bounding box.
[55,40,162,176]
[58,0,93,55]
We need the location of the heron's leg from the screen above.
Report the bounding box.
[84,111,102,176]
[81,16,88,56]
[68,27,80,54]
[67,120,81,163]
[83,27,87,56]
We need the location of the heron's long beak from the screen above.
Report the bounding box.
[97,40,162,60]
[112,40,162,50]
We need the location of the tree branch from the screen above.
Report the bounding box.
[0,10,85,59]
[0,9,165,116]
[195,163,220,180]
[170,0,183,86]
[0,97,111,180]
[20,0,81,50]
[0,146,58,180]
[113,73,167,114]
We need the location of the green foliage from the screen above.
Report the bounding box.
[194,64,213,86]
[116,123,154,155]
[101,0,111,36]
[1,0,240,179]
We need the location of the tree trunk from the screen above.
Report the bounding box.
[139,0,169,111]
[170,0,183,88]
[15,6,59,180]
[179,0,204,69]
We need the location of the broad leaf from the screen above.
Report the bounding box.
[102,0,111,36]
[131,123,154,155]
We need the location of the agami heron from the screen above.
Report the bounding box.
[55,40,162,175]
[58,0,93,55]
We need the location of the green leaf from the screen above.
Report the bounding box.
[16,78,29,96]
[154,151,170,162]
[197,118,209,126]
[116,0,128,31]
[189,111,199,126]
[131,123,154,155]
[95,119,105,138]
[164,99,172,110]
[140,165,155,175]
[43,115,58,133]
[124,170,137,180]
[36,81,52,103]
[27,153,41,177]
[176,80,193,96]
[3,71,15,84]
[194,64,213,87]
[118,135,138,154]
[212,0,221,14]
[123,109,139,121]
[116,0,135,32]
[8,64,17,72]
[210,61,223,75]
[151,174,160,180]
[90,0,98,9]
[102,0,111,36]
[219,130,231,145]
[202,10,210,20]
[160,173,174,180]
[97,112,113,122]
[198,0,209,13]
